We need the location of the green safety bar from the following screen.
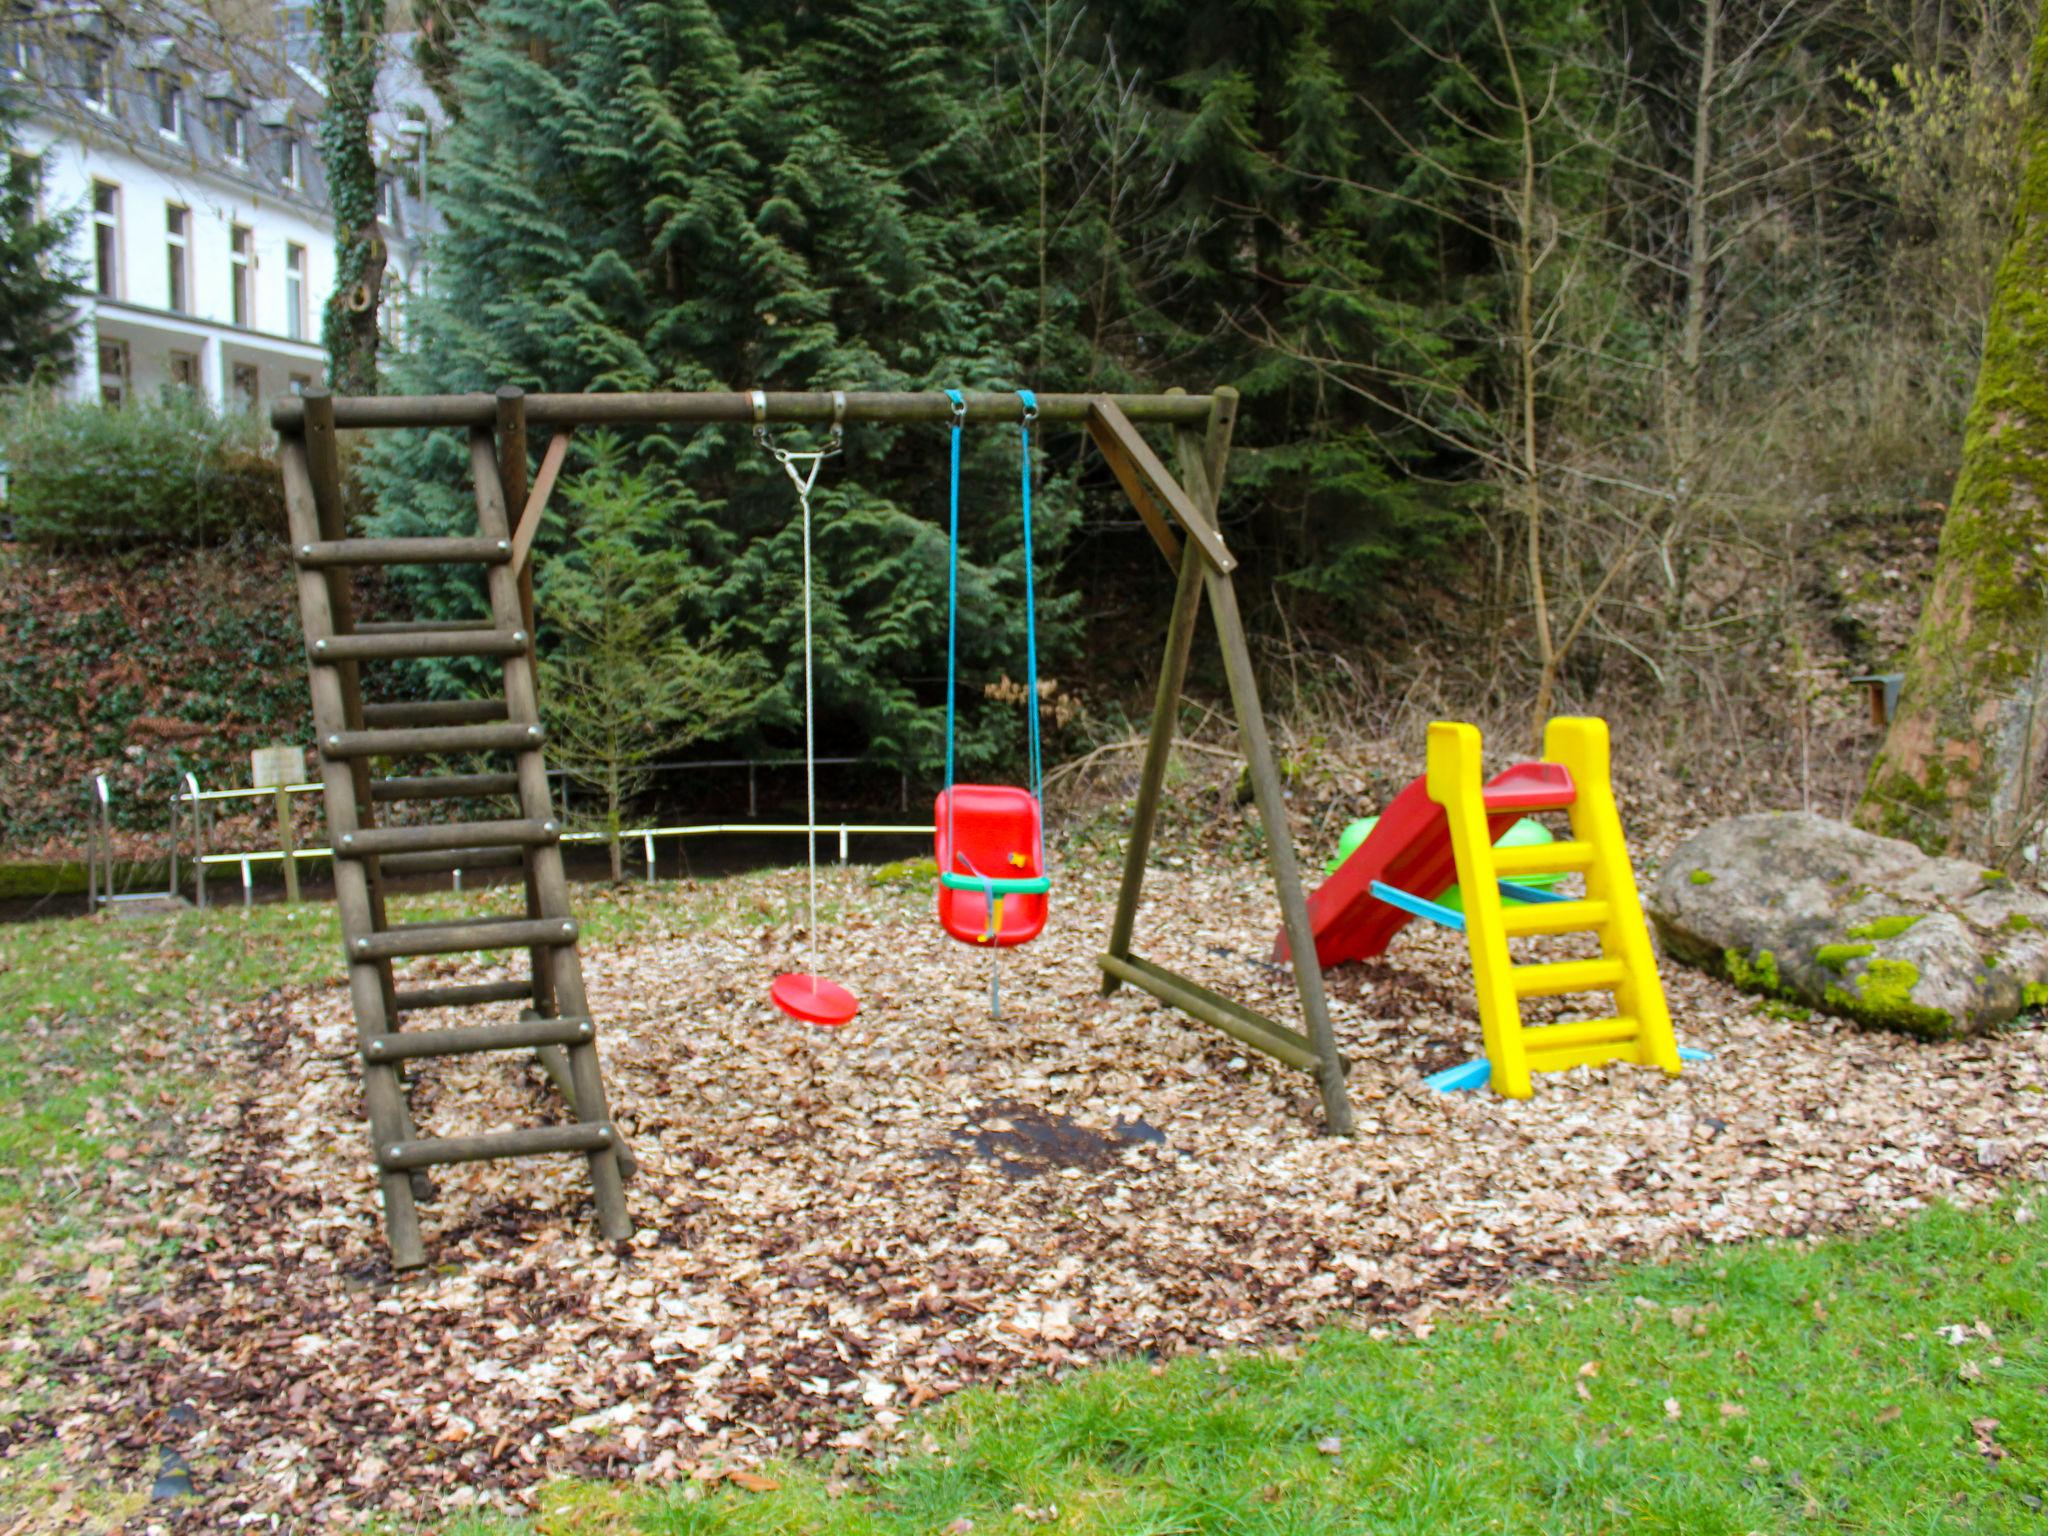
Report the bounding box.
[939,871,1052,896]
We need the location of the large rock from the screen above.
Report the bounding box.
[1648,811,2048,1038]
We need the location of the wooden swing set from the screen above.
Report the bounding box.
[272,382,1351,1269]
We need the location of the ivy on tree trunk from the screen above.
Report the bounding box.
[317,0,386,395]
[1859,14,2048,859]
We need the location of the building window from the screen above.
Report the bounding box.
[288,373,312,396]
[158,77,184,139]
[222,109,246,163]
[280,135,301,189]
[82,48,111,113]
[92,181,120,298]
[380,277,404,350]
[98,338,129,407]
[232,362,260,411]
[285,242,306,340]
[230,224,252,328]
[379,178,399,225]
[169,351,200,392]
[165,204,190,313]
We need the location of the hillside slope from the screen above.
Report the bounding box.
[0,544,311,857]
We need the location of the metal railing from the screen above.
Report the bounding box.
[189,819,931,905]
[71,757,927,911]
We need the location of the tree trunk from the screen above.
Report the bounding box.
[317,0,386,395]
[1859,16,2048,858]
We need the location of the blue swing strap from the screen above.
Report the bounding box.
[940,388,1048,885]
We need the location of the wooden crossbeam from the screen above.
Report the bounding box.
[510,431,572,581]
[1085,412,1182,568]
[1087,397,1237,573]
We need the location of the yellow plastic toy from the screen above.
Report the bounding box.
[1426,716,1682,1097]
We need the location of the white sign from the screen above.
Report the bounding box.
[250,745,308,789]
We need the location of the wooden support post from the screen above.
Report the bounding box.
[495,388,559,1023]
[470,430,631,1241]
[273,783,300,903]
[1173,397,1353,1136]
[496,387,533,637]
[282,425,425,1268]
[1102,505,1205,991]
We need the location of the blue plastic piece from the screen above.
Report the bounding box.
[1424,1058,1493,1093]
[1368,879,1467,930]
[1430,1044,1716,1094]
[1497,879,1570,904]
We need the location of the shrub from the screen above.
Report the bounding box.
[0,390,282,548]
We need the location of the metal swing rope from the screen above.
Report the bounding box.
[753,388,845,976]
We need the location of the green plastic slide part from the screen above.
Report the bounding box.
[1325,814,1561,880]
[939,871,1052,896]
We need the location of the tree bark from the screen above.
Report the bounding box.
[1859,15,2048,858]
[318,0,386,396]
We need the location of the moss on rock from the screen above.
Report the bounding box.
[1822,958,1956,1039]
[1815,942,1876,971]
[1846,914,1924,940]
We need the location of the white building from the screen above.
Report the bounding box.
[7,7,433,412]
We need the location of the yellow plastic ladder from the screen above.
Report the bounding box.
[1426,717,1682,1098]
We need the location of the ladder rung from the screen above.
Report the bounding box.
[1512,957,1629,997]
[323,723,541,759]
[1492,839,1595,876]
[371,771,524,801]
[1524,1015,1640,1053]
[335,818,559,858]
[361,700,509,728]
[296,536,511,567]
[376,1121,617,1172]
[354,619,500,634]
[365,1016,594,1062]
[392,978,535,1011]
[379,847,531,876]
[350,916,576,961]
[1501,899,1610,937]
[311,628,528,663]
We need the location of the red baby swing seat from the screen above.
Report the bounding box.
[934,785,1049,947]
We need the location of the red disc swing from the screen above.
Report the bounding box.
[757,390,860,1028]
[934,389,1052,954]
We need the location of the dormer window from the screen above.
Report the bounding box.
[281,134,301,189]
[158,77,184,139]
[222,108,245,162]
[81,48,111,113]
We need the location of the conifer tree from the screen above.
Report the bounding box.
[0,77,80,388]
[369,0,1070,783]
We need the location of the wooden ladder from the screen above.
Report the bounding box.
[277,387,630,1270]
[1428,716,1682,1099]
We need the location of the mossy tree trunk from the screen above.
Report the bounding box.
[1859,15,2048,859]
[316,0,386,396]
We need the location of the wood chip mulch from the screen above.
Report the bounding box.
[9,853,2046,1527]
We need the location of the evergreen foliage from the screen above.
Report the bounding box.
[369,0,1074,784]
[0,75,80,388]
[537,435,759,878]
[376,0,2039,795]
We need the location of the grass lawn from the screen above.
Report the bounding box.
[470,1195,2047,1535]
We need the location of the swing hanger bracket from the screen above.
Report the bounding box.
[752,388,846,463]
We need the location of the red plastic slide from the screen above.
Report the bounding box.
[1274,762,1576,967]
